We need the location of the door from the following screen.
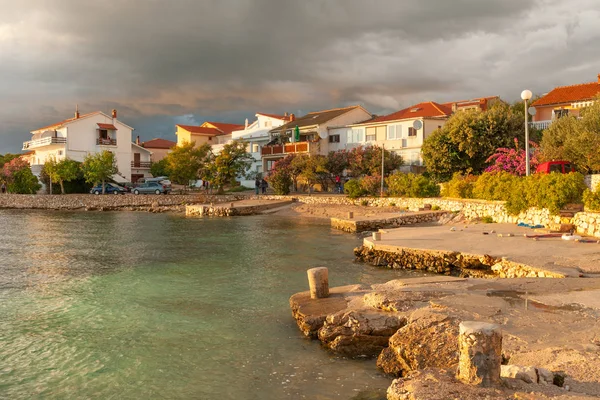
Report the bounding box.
[133,153,141,167]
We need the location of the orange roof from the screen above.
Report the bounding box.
[33,111,101,132]
[177,124,222,135]
[142,138,176,149]
[256,112,289,121]
[97,123,117,130]
[205,122,245,135]
[370,102,452,124]
[532,81,600,107]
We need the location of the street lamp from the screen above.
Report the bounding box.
[521,89,533,176]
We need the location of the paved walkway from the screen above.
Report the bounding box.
[366,223,600,275]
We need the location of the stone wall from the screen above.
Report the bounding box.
[186,200,293,217]
[585,174,600,191]
[331,211,451,233]
[0,193,244,211]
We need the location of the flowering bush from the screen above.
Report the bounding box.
[485,138,539,176]
[1,157,41,194]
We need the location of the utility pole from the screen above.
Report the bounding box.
[380,144,385,197]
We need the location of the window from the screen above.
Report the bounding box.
[408,127,417,137]
[550,163,563,173]
[264,121,272,128]
[329,134,340,143]
[252,143,260,153]
[347,128,365,143]
[387,124,402,140]
[57,150,63,156]
[554,109,569,119]
[99,129,108,140]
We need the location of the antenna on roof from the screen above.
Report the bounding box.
[75,104,80,119]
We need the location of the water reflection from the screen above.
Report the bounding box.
[0,210,416,399]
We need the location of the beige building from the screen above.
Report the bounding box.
[175,122,244,148]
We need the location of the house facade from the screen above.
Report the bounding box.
[263,105,372,173]
[23,109,135,182]
[131,143,153,183]
[140,137,176,162]
[329,102,452,168]
[531,74,600,130]
[175,122,244,148]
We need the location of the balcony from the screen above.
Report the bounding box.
[97,138,117,146]
[530,120,552,130]
[261,141,310,157]
[131,161,152,169]
[22,137,66,150]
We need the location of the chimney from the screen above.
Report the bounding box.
[75,104,80,119]
[451,103,457,113]
[597,73,600,83]
[136,135,140,145]
[284,112,288,117]
[245,118,249,129]
[289,113,295,122]
[112,109,117,119]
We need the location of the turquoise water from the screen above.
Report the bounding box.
[0,210,415,399]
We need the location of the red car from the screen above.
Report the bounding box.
[536,161,575,174]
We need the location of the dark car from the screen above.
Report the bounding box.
[132,181,171,195]
[90,183,127,195]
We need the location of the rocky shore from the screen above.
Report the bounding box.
[290,276,600,398]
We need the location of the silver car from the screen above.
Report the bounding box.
[132,181,171,195]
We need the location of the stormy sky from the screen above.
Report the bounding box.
[1,0,599,153]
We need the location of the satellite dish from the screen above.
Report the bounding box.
[528,107,537,116]
[319,131,327,139]
[412,120,423,130]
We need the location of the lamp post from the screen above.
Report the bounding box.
[521,89,533,176]
[380,144,385,197]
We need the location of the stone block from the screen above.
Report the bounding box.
[500,365,538,384]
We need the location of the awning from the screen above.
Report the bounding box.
[98,123,118,130]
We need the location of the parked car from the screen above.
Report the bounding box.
[90,183,127,195]
[536,161,575,174]
[137,176,172,190]
[132,181,171,195]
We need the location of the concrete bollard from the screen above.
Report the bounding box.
[307,267,329,299]
[457,321,502,387]
[372,232,382,241]
[347,211,354,219]
[230,202,234,208]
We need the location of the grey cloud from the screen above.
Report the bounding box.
[0,0,599,152]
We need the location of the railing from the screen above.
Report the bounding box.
[97,138,117,146]
[530,120,552,130]
[22,136,66,150]
[131,161,152,168]
[261,141,310,156]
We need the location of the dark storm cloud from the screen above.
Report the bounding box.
[0,0,599,152]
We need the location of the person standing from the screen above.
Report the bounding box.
[335,175,341,194]
[260,178,268,194]
[1,183,5,194]
[255,177,261,195]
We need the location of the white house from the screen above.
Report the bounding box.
[131,142,153,183]
[23,108,136,182]
[263,105,372,173]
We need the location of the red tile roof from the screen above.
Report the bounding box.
[532,81,600,107]
[97,123,117,130]
[370,102,452,124]
[205,122,245,135]
[33,111,101,132]
[142,138,176,149]
[177,124,222,135]
[256,112,289,121]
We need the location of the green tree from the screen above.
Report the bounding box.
[540,95,600,174]
[82,150,118,194]
[165,141,211,187]
[204,140,254,194]
[150,158,169,177]
[347,145,403,177]
[43,157,80,194]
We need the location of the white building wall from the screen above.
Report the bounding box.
[317,107,372,154]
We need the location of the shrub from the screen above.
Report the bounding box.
[432,205,440,211]
[226,185,252,193]
[360,199,369,206]
[584,189,600,212]
[386,172,440,198]
[344,179,366,198]
[530,172,586,214]
[441,173,477,198]
[360,175,381,196]
[481,216,495,223]
[472,171,518,201]
[266,169,292,195]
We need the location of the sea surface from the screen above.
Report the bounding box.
[0,210,419,399]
